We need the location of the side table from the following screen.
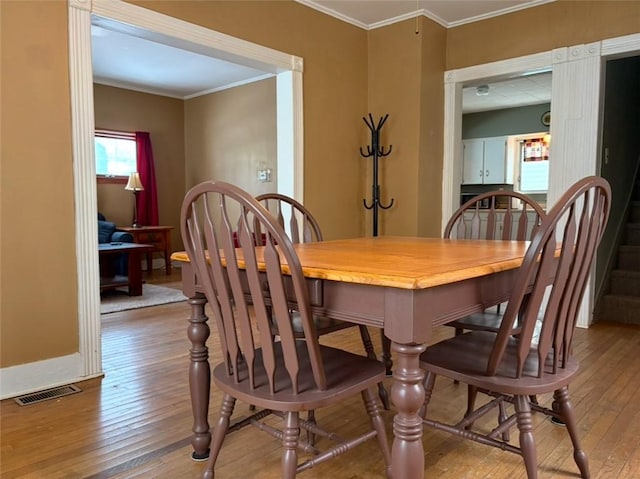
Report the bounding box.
[117,226,173,275]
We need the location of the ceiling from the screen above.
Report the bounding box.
[299,0,552,29]
[92,1,553,112]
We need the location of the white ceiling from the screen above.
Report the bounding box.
[91,1,553,111]
[462,72,551,113]
[299,0,553,29]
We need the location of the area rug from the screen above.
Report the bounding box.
[100,284,186,314]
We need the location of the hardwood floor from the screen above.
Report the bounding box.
[2,268,640,478]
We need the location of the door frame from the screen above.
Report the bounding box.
[68,0,304,379]
[442,33,640,327]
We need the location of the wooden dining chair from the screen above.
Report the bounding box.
[181,182,392,479]
[256,193,389,411]
[444,191,546,420]
[444,190,546,336]
[419,176,611,479]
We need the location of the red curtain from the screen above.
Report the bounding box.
[135,132,159,226]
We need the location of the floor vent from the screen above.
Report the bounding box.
[14,384,82,406]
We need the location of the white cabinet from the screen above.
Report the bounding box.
[462,137,507,184]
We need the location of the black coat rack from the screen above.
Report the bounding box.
[361,113,394,237]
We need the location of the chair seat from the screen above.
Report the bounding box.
[446,311,512,334]
[289,312,355,337]
[266,310,359,339]
[214,341,386,411]
[420,331,579,396]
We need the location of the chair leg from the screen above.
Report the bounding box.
[514,395,537,479]
[203,394,236,479]
[362,388,392,478]
[380,330,393,376]
[554,387,590,478]
[281,411,300,479]
[306,409,316,446]
[466,385,479,418]
[359,326,390,410]
[453,328,463,384]
[419,371,436,419]
[498,399,510,442]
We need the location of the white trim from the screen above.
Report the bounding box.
[295,0,555,30]
[69,1,102,380]
[94,73,276,101]
[442,33,640,328]
[447,0,555,28]
[0,354,102,400]
[63,0,304,390]
[547,43,603,327]
[601,32,640,57]
[91,0,298,73]
[292,70,305,201]
[183,73,275,100]
[295,0,369,30]
[275,69,304,200]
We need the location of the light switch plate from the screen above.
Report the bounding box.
[258,168,272,182]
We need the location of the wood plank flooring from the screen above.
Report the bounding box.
[2,269,640,478]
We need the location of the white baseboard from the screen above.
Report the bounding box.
[0,353,103,400]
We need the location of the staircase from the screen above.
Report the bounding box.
[595,181,640,324]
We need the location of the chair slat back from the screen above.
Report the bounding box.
[487,177,611,378]
[181,182,327,393]
[256,193,323,244]
[445,191,545,241]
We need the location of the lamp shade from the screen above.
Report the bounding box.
[125,172,144,191]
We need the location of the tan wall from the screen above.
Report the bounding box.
[367,21,423,236]
[446,1,640,70]
[0,0,368,370]
[1,1,78,367]
[417,17,447,237]
[94,85,185,251]
[184,78,277,197]
[132,0,369,240]
[365,17,447,237]
[1,0,637,375]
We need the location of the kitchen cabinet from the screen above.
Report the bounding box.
[462,137,507,184]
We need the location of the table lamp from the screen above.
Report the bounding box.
[125,172,144,227]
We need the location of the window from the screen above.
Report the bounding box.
[95,130,136,178]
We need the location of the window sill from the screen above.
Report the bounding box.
[97,175,127,185]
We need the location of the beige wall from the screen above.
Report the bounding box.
[133,0,370,241]
[1,1,78,366]
[1,0,369,370]
[445,1,640,70]
[184,78,277,197]
[365,17,446,237]
[366,21,424,236]
[94,84,185,251]
[417,17,447,238]
[1,0,638,378]
[94,80,276,252]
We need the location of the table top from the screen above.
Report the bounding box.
[171,236,529,290]
[99,242,154,253]
[117,225,173,233]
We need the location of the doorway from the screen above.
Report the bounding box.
[68,0,304,379]
[442,34,640,327]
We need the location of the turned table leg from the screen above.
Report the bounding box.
[390,341,426,479]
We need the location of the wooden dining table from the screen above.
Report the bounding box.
[171,236,530,478]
